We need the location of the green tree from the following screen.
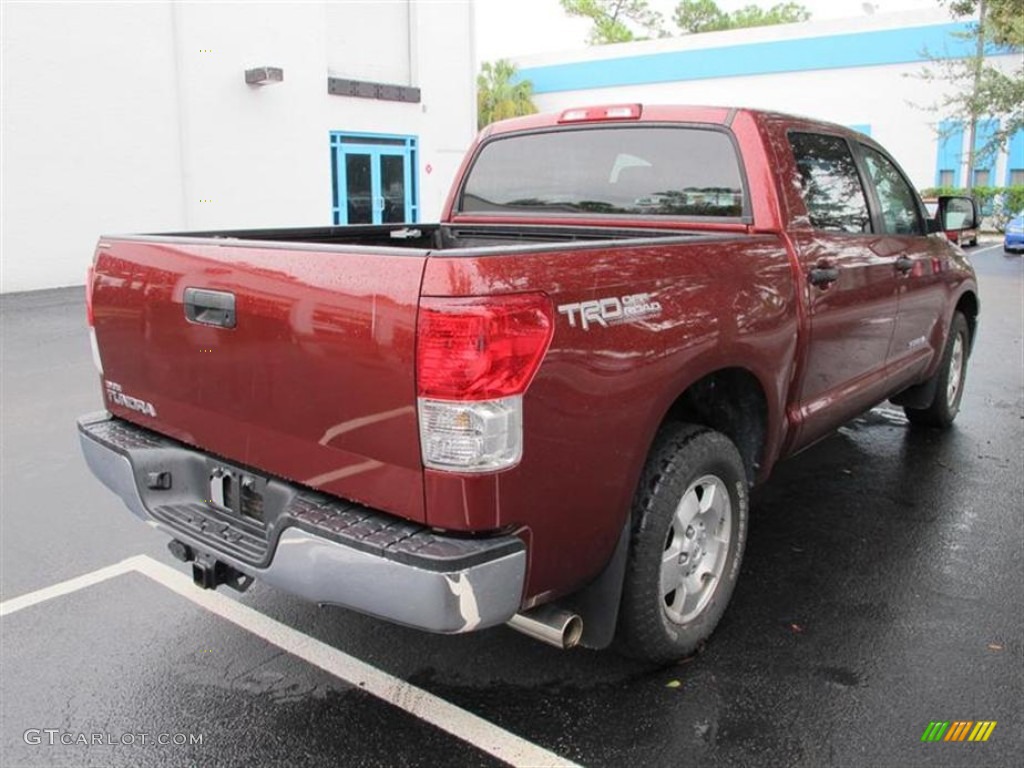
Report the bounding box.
[476,60,538,130]
[674,1,810,34]
[947,0,1024,47]
[918,0,1024,189]
[558,0,667,45]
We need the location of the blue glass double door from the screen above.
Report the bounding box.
[332,134,418,225]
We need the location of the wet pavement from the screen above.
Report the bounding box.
[2,243,1021,767]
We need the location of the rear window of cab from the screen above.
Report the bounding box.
[458,126,746,219]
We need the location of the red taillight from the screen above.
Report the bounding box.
[85,265,95,327]
[417,294,554,401]
[558,104,642,123]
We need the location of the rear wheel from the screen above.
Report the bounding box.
[904,312,970,428]
[617,424,748,664]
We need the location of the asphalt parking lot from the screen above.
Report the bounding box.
[1,243,1022,768]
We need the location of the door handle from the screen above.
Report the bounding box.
[895,256,914,273]
[184,288,236,329]
[808,265,840,288]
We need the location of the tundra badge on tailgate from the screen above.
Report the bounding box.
[104,380,158,417]
[557,292,662,331]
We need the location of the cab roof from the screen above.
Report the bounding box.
[481,104,867,143]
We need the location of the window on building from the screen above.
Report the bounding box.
[972,119,998,188]
[861,145,923,236]
[936,119,964,187]
[787,132,871,234]
[1006,128,1024,186]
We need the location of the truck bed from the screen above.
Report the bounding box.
[91,223,741,527]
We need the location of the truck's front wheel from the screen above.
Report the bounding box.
[617,424,748,664]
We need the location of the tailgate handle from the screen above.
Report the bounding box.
[184,288,236,329]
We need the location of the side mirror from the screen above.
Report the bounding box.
[937,195,978,231]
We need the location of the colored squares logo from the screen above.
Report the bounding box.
[921,721,997,742]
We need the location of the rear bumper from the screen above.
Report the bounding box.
[77,412,526,633]
[1004,232,1024,250]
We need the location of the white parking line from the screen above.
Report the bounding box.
[0,556,582,768]
[971,243,1004,254]
[0,557,141,617]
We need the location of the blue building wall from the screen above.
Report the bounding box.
[973,119,999,185]
[518,23,974,93]
[935,120,964,187]
[1006,129,1024,185]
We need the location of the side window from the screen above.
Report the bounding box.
[861,145,924,235]
[788,132,872,234]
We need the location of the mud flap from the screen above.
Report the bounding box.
[562,521,631,650]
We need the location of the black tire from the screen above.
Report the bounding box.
[616,424,748,664]
[904,311,970,428]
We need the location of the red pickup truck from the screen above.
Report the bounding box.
[79,105,979,663]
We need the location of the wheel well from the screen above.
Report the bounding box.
[662,368,768,485]
[955,292,979,350]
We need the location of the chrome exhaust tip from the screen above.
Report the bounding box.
[507,605,583,649]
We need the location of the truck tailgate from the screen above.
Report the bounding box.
[91,238,427,521]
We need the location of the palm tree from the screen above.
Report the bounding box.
[477,60,538,129]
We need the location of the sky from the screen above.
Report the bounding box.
[474,0,945,64]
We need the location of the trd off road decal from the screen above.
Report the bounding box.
[557,292,662,331]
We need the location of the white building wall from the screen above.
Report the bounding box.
[326,1,411,86]
[2,2,186,293]
[1,0,476,293]
[171,1,333,232]
[512,8,1021,191]
[412,1,478,217]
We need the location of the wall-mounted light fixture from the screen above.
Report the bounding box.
[245,67,284,86]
